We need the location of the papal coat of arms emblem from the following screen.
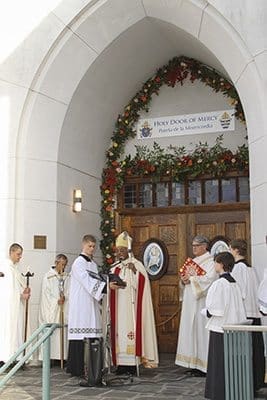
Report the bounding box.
[139,121,153,138]
[219,111,231,129]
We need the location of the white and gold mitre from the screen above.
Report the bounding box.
[115,231,132,249]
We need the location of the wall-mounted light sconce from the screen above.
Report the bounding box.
[73,189,82,212]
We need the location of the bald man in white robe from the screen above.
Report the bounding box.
[0,243,31,365]
[39,254,69,362]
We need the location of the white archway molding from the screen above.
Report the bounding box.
[6,0,266,275]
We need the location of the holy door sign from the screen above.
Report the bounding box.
[137,109,235,139]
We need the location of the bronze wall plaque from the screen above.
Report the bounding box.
[34,235,47,249]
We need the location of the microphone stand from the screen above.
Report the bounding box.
[102,273,111,376]
[101,263,134,386]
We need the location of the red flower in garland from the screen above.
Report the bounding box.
[222,151,233,161]
[181,156,193,166]
[166,68,180,87]
[103,167,117,187]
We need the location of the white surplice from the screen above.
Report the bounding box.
[39,267,70,360]
[258,268,267,315]
[204,274,247,400]
[205,275,247,333]
[0,259,27,362]
[110,257,158,367]
[231,260,261,318]
[67,255,106,340]
[175,252,216,372]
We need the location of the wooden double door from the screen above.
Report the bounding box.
[118,205,250,353]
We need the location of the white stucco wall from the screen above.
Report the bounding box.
[0,0,267,343]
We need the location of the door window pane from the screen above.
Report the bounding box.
[238,177,250,201]
[122,174,249,208]
[205,180,219,204]
[188,181,202,205]
[124,184,136,208]
[139,183,153,207]
[172,182,185,205]
[156,182,169,207]
[222,178,236,202]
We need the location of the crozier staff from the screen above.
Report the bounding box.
[22,270,34,356]
[0,243,31,365]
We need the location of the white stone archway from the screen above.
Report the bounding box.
[1,0,267,330]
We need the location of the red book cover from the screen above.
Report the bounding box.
[179,257,206,277]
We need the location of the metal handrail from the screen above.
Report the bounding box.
[223,324,267,400]
[0,323,60,400]
[223,324,267,332]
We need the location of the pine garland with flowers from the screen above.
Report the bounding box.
[100,55,248,269]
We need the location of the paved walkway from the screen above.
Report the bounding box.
[1,354,267,400]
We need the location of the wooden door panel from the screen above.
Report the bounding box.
[176,214,188,267]
[152,275,180,353]
[131,226,150,242]
[158,225,177,243]
[168,254,180,275]
[225,222,246,239]
[118,207,250,353]
[195,223,217,240]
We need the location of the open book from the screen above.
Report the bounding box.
[86,270,127,287]
[179,257,206,277]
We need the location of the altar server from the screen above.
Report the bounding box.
[230,239,265,392]
[204,251,246,400]
[39,254,69,363]
[258,268,267,315]
[0,243,31,364]
[66,234,118,377]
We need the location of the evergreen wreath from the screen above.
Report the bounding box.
[100,56,248,268]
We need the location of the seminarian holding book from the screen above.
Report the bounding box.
[175,235,217,376]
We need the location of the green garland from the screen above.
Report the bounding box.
[100,56,248,268]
